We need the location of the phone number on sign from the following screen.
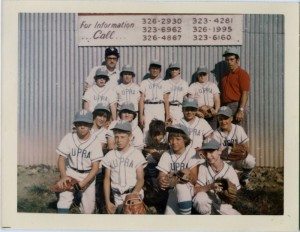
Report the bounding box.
[143,35,182,41]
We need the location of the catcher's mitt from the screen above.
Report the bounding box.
[215,178,237,204]
[176,168,196,185]
[221,144,248,161]
[123,193,146,214]
[50,176,81,192]
[198,105,216,119]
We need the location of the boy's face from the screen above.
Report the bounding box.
[95,76,108,87]
[152,133,164,143]
[168,135,186,154]
[197,72,208,83]
[170,68,180,78]
[94,112,108,127]
[183,107,197,121]
[120,110,134,122]
[122,72,133,84]
[149,66,161,79]
[217,115,233,131]
[74,122,92,138]
[114,131,132,150]
[203,149,221,164]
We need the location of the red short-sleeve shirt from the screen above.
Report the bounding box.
[221,67,250,103]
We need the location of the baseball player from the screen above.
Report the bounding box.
[115,65,140,127]
[221,48,250,133]
[213,106,256,186]
[139,60,171,135]
[102,121,147,214]
[107,102,144,151]
[179,97,213,155]
[164,62,189,124]
[157,124,201,215]
[193,139,241,215]
[85,47,120,91]
[143,119,169,187]
[188,66,220,130]
[82,69,117,120]
[56,110,104,214]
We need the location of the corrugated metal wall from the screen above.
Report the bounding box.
[18,13,284,167]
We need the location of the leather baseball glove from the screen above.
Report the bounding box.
[50,176,81,192]
[176,168,196,185]
[123,193,146,214]
[221,144,248,161]
[214,178,237,204]
[197,105,216,119]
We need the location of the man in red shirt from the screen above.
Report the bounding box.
[221,48,250,133]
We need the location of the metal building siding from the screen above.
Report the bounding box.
[18,13,284,167]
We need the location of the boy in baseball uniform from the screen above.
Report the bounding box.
[188,66,220,130]
[139,60,171,135]
[115,65,140,127]
[102,121,147,214]
[164,62,189,123]
[82,69,117,120]
[56,110,104,214]
[193,139,241,215]
[157,124,200,215]
[85,47,120,91]
[213,106,256,186]
[107,102,144,151]
[179,97,213,155]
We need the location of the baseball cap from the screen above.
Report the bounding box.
[196,66,209,74]
[74,110,93,124]
[217,106,233,117]
[201,139,221,150]
[222,47,240,58]
[95,69,109,78]
[105,47,119,58]
[182,97,198,109]
[120,102,136,113]
[120,65,135,77]
[149,59,162,68]
[111,121,132,132]
[169,62,180,69]
[93,103,110,114]
[166,124,189,137]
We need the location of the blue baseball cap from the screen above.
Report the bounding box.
[182,97,198,109]
[74,110,93,124]
[111,121,132,132]
[201,139,221,150]
[222,47,240,58]
[167,124,190,137]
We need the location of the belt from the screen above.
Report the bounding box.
[112,187,134,195]
[170,102,181,106]
[69,166,91,173]
[144,101,164,104]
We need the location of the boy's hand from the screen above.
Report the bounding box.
[106,202,117,214]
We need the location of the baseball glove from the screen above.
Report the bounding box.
[123,193,146,214]
[198,105,216,119]
[215,178,237,204]
[221,144,248,161]
[176,168,196,185]
[50,176,81,192]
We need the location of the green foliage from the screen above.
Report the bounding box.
[27,184,52,195]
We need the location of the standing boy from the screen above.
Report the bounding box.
[102,121,147,214]
[82,69,117,120]
[139,60,170,134]
[213,106,256,186]
[193,139,241,215]
[188,66,220,130]
[164,62,189,123]
[157,124,200,215]
[56,110,104,214]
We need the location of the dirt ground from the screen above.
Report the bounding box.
[17,165,283,215]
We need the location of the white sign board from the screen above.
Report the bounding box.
[78,14,243,46]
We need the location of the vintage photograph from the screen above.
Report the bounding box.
[2,1,298,231]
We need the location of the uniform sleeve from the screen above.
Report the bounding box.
[236,125,249,144]
[101,151,113,169]
[187,83,196,96]
[95,128,108,144]
[201,119,213,137]
[85,66,99,86]
[132,127,145,150]
[156,152,171,174]
[162,80,171,94]
[82,88,92,102]
[187,150,201,169]
[139,80,147,94]
[182,81,189,96]
[56,133,72,158]
[90,137,104,162]
[197,164,208,186]
[134,151,147,169]
[106,121,117,138]
[213,130,225,149]
[212,83,220,94]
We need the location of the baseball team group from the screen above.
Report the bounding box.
[53,46,256,215]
